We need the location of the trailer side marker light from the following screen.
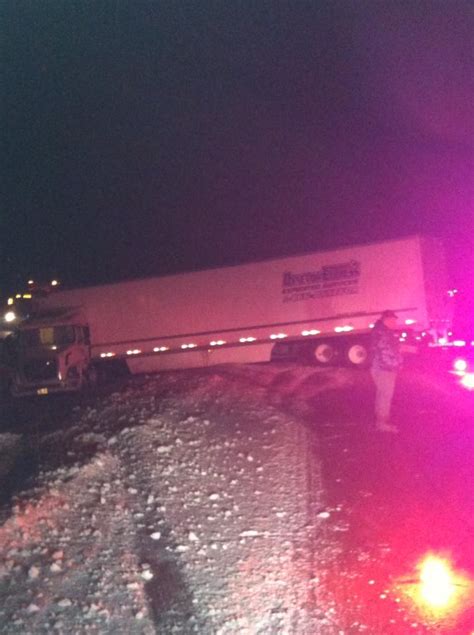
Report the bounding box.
[405,319,416,325]
[270,333,287,340]
[369,323,375,329]
[210,340,226,346]
[7,298,14,305]
[453,359,467,372]
[335,325,354,333]
[100,352,116,358]
[452,340,466,347]
[16,294,22,299]
[460,373,474,390]
[153,346,169,353]
[28,280,34,285]
[181,343,197,349]
[51,280,59,286]
[23,294,32,299]
[302,329,320,336]
[239,337,257,343]
[126,349,141,355]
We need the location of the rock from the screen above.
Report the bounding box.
[150,531,161,541]
[175,545,189,553]
[28,566,40,579]
[57,598,72,608]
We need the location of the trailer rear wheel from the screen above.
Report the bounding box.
[313,342,338,365]
[345,342,369,367]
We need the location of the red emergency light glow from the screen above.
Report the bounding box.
[419,555,457,609]
[400,553,472,622]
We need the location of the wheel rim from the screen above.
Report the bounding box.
[314,343,335,364]
[347,343,368,365]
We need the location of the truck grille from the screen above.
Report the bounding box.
[23,358,58,382]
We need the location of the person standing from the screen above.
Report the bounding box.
[370,310,402,433]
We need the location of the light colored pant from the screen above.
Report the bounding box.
[370,367,397,423]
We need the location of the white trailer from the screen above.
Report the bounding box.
[11,235,450,395]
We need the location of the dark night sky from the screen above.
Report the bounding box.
[2,1,473,295]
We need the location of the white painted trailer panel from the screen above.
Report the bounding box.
[39,236,449,371]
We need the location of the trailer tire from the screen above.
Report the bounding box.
[313,341,338,365]
[345,342,369,367]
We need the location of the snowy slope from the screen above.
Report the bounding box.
[0,364,351,634]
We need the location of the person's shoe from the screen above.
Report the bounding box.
[375,420,399,433]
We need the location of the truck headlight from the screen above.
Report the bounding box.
[4,311,16,323]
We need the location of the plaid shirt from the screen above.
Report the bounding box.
[370,320,402,371]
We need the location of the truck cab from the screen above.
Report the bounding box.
[12,309,91,396]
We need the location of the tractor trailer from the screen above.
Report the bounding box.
[9,236,450,396]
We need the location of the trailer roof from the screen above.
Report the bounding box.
[47,234,439,294]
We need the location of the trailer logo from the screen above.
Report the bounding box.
[282,260,360,303]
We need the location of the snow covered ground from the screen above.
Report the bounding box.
[0,364,351,634]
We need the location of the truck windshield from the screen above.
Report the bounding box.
[20,326,76,349]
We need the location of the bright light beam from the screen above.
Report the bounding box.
[419,555,456,609]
